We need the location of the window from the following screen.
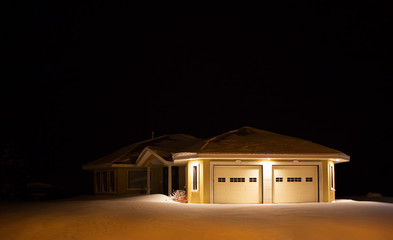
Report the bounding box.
[330,164,335,190]
[95,170,115,193]
[109,171,115,192]
[306,177,313,182]
[249,178,257,182]
[230,178,245,182]
[287,177,302,182]
[128,170,147,189]
[276,177,283,182]
[96,172,101,192]
[218,178,226,182]
[102,171,108,192]
[192,165,199,191]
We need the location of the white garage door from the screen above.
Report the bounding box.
[214,166,262,204]
[273,166,318,203]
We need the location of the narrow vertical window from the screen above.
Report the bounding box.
[330,164,335,190]
[96,171,101,192]
[109,170,115,193]
[192,165,198,191]
[102,171,108,192]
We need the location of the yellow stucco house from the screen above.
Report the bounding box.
[82,127,350,204]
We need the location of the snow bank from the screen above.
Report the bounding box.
[1,195,393,240]
[116,194,174,202]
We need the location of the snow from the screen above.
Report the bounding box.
[1,195,393,240]
[187,127,348,156]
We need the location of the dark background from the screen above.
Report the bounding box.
[1,2,392,198]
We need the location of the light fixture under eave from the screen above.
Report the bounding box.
[263,161,272,166]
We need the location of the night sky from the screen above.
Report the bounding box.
[2,2,392,197]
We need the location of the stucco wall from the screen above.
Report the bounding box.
[322,161,336,202]
[187,159,336,204]
[187,160,210,203]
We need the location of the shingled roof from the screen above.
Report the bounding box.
[173,127,350,162]
[83,127,350,169]
[82,134,201,169]
[185,126,343,154]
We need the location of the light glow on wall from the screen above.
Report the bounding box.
[263,161,272,167]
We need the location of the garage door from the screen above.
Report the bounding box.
[273,166,318,203]
[214,166,262,204]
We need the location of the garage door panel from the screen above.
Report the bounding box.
[273,166,318,203]
[214,166,262,204]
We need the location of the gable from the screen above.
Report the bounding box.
[82,133,201,170]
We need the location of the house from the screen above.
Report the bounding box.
[82,126,350,203]
[82,134,201,195]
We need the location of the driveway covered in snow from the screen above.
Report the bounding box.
[1,195,393,240]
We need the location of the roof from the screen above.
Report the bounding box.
[174,126,350,162]
[185,126,344,154]
[82,134,201,169]
[83,127,350,169]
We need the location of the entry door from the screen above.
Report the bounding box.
[273,166,318,203]
[214,166,262,204]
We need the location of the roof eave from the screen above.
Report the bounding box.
[82,163,112,170]
[173,152,350,163]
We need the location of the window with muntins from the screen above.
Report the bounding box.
[95,170,115,193]
[96,172,101,192]
[218,178,226,182]
[128,170,147,189]
[102,171,108,192]
[109,171,115,192]
[230,178,245,182]
[287,177,302,182]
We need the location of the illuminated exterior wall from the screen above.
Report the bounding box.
[187,160,211,203]
[187,159,337,204]
[319,161,336,202]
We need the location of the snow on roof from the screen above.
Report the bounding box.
[184,126,348,156]
[82,134,201,169]
[83,126,350,169]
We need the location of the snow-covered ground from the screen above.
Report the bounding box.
[1,195,393,240]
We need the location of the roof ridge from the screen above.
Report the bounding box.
[200,128,244,150]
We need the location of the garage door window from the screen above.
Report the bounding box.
[287,177,302,182]
[306,177,313,182]
[249,178,257,182]
[276,177,283,182]
[230,178,245,182]
[218,178,226,182]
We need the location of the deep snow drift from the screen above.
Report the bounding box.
[1,195,393,240]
